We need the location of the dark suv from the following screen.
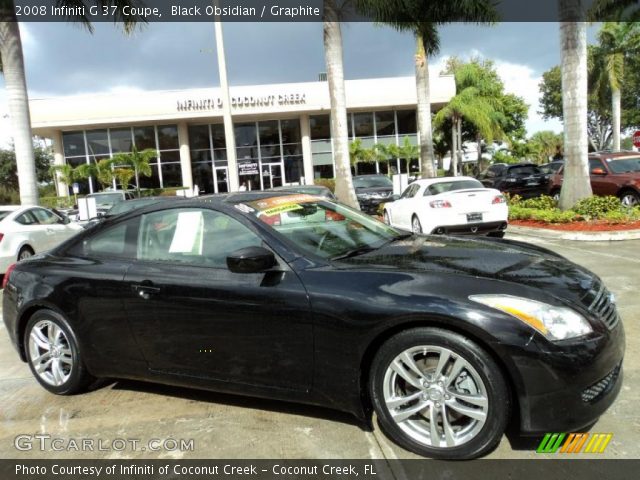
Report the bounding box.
[548,152,640,206]
[478,163,548,198]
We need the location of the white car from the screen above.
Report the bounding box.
[0,206,84,275]
[382,176,509,237]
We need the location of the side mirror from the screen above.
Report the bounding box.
[390,194,400,201]
[227,246,276,274]
[591,168,606,175]
[61,216,71,225]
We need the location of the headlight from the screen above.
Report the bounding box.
[469,294,592,341]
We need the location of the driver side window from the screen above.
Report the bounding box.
[137,208,262,268]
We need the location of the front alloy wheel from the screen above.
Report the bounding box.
[370,328,509,459]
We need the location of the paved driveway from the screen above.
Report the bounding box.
[0,234,638,460]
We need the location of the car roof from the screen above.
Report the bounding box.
[590,151,640,159]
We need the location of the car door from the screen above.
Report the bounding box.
[13,209,52,253]
[122,206,314,391]
[30,207,76,248]
[589,158,616,196]
[393,184,419,228]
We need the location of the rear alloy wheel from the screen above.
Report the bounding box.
[370,328,509,459]
[411,215,423,234]
[25,310,94,395]
[383,210,391,225]
[17,246,34,261]
[551,190,560,202]
[619,191,640,207]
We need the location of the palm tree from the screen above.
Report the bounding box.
[111,146,155,195]
[113,167,135,190]
[50,164,77,202]
[323,0,360,209]
[558,0,592,210]
[0,1,146,206]
[592,22,640,151]
[590,0,640,20]
[355,0,497,179]
[434,63,506,176]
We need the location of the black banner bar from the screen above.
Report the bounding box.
[2,459,640,480]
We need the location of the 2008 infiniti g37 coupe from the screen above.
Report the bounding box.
[2,192,624,459]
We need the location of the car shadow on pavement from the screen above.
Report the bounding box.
[108,378,366,429]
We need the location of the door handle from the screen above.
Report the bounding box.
[132,284,160,300]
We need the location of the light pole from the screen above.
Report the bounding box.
[213,1,239,192]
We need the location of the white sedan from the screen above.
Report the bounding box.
[0,206,84,275]
[382,177,509,237]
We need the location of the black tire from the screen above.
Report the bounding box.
[411,215,423,234]
[369,328,510,460]
[24,309,95,395]
[551,189,561,202]
[17,246,34,261]
[487,232,505,238]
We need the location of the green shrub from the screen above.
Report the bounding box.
[505,193,522,206]
[0,186,20,204]
[519,195,557,210]
[573,196,622,219]
[509,206,579,224]
[39,196,76,208]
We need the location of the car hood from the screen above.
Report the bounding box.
[339,235,595,305]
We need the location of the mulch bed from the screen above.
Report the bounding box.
[511,219,640,232]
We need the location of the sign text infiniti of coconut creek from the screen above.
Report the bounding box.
[176,93,306,111]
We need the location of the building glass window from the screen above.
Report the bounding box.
[375,111,395,137]
[85,129,109,156]
[235,123,258,160]
[110,128,133,153]
[62,132,86,157]
[396,110,417,135]
[134,126,156,150]
[160,151,182,188]
[157,125,179,150]
[259,120,281,159]
[188,125,210,150]
[353,112,374,137]
[310,115,330,140]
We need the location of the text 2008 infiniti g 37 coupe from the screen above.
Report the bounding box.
[2,192,624,459]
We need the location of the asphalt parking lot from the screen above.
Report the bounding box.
[0,233,638,460]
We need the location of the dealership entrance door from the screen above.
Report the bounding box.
[262,163,283,189]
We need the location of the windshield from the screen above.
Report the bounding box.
[606,157,640,174]
[87,193,124,208]
[427,179,484,195]
[353,176,393,189]
[240,194,403,260]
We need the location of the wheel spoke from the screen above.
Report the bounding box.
[386,390,423,410]
[51,359,65,385]
[390,356,424,390]
[30,329,50,350]
[32,352,51,365]
[429,403,440,447]
[441,403,456,447]
[446,398,487,422]
[390,399,429,423]
[35,358,52,374]
[48,323,60,344]
[434,349,451,379]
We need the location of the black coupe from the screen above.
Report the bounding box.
[2,192,624,459]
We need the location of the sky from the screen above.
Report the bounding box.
[0,21,599,148]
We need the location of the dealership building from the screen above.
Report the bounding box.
[29,75,456,195]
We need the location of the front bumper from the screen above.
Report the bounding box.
[357,197,391,215]
[510,321,625,434]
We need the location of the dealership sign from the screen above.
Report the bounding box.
[177,93,306,111]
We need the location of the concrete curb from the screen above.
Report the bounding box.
[507,225,640,242]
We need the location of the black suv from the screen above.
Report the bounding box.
[479,163,548,198]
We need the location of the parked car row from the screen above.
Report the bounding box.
[475,152,640,207]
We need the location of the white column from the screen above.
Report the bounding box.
[51,130,68,197]
[177,122,193,189]
[300,114,314,185]
[214,15,239,192]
